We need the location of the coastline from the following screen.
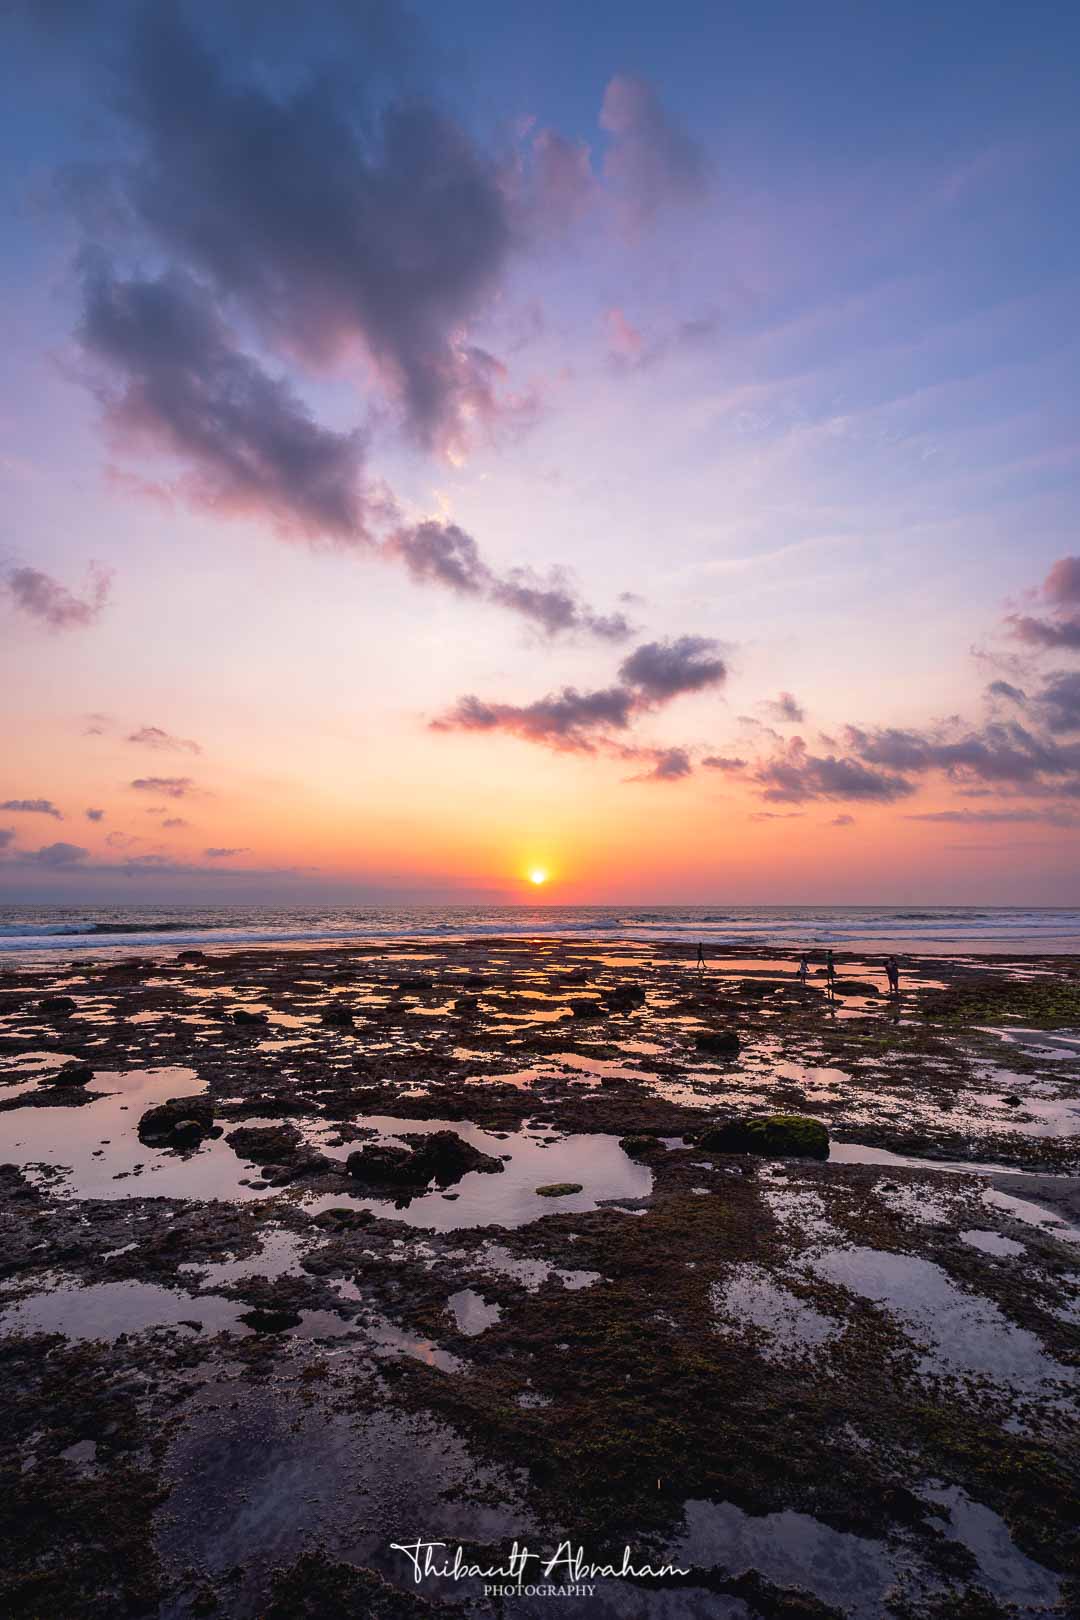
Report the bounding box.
[1,932,1078,1616]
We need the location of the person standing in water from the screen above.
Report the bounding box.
[886,955,900,996]
[797,953,810,985]
[825,949,837,995]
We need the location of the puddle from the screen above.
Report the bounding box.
[670,1498,894,1617]
[476,1242,602,1291]
[710,1264,838,1361]
[447,1288,501,1335]
[0,1276,250,1340]
[959,1229,1026,1257]
[303,1116,653,1231]
[921,1484,1061,1610]
[804,1247,1073,1395]
[982,1187,1080,1244]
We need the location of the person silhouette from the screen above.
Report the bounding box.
[696,943,707,973]
[797,953,810,985]
[886,955,900,996]
[825,949,837,996]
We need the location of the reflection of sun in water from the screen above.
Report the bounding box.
[528,869,548,886]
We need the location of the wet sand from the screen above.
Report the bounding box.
[1,938,1078,1617]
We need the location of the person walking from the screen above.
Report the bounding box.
[696,942,707,974]
[797,952,810,985]
[886,955,900,996]
[825,949,837,996]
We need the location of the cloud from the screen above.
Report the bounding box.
[762,691,806,724]
[830,814,855,826]
[387,521,631,639]
[600,75,706,227]
[105,830,139,849]
[528,128,596,232]
[702,755,747,771]
[987,680,1026,705]
[1034,671,1080,735]
[754,738,916,804]
[845,720,1080,790]
[3,562,112,631]
[617,636,726,699]
[624,746,693,783]
[162,816,189,829]
[606,307,644,362]
[1,798,62,819]
[98,2,515,455]
[28,841,90,868]
[129,776,197,798]
[80,262,369,542]
[0,828,14,851]
[905,807,1080,827]
[1005,555,1080,651]
[84,808,105,821]
[127,724,202,755]
[432,636,726,759]
[204,847,248,858]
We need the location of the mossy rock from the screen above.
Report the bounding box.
[699,1113,829,1159]
[619,1134,666,1160]
[535,1182,583,1197]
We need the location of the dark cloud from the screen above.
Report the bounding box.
[162,816,189,829]
[1034,671,1080,735]
[387,521,632,640]
[105,830,139,849]
[127,724,202,755]
[80,262,369,541]
[702,755,747,771]
[905,807,1080,827]
[1,799,63,819]
[106,2,514,454]
[754,739,916,804]
[987,680,1026,705]
[204,847,248,858]
[3,562,112,631]
[84,808,105,821]
[129,776,196,798]
[1005,555,1080,650]
[0,828,14,851]
[830,814,855,827]
[28,841,89,868]
[618,636,725,699]
[600,75,706,227]
[1043,556,1080,605]
[433,636,725,762]
[762,691,805,724]
[845,720,1080,790]
[625,747,693,783]
[432,686,636,753]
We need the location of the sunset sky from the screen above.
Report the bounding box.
[3,0,1080,905]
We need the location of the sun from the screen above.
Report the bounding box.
[528,868,548,886]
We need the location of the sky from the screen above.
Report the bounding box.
[2,0,1080,907]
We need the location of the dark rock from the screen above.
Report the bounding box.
[239,1307,302,1334]
[43,1060,95,1087]
[320,1005,356,1027]
[345,1129,504,1186]
[536,1182,583,1197]
[311,1207,375,1231]
[453,995,480,1014]
[170,1118,207,1147]
[832,978,876,996]
[226,1123,301,1162]
[696,1029,741,1057]
[138,1095,214,1143]
[603,985,646,1011]
[231,1008,269,1025]
[619,1134,666,1160]
[699,1113,829,1159]
[569,998,602,1018]
[396,976,434,992]
[39,996,76,1016]
[177,950,208,964]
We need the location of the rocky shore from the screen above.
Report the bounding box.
[1,937,1078,1618]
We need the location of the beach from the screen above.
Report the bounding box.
[1,927,1078,1617]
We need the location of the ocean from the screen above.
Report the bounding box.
[2,903,1080,962]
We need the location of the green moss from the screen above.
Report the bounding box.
[919,977,1080,1029]
[699,1114,830,1159]
[535,1182,584,1196]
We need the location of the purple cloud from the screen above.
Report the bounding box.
[28,841,90,868]
[127,725,202,755]
[600,75,706,227]
[204,847,248,858]
[754,739,916,804]
[1,798,62,819]
[84,808,105,822]
[762,691,806,724]
[3,562,112,632]
[129,776,196,798]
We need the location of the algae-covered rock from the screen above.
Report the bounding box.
[346,1130,504,1186]
[226,1123,302,1162]
[535,1182,583,1197]
[699,1113,829,1159]
[138,1095,214,1142]
[619,1134,666,1160]
[696,1029,741,1057]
